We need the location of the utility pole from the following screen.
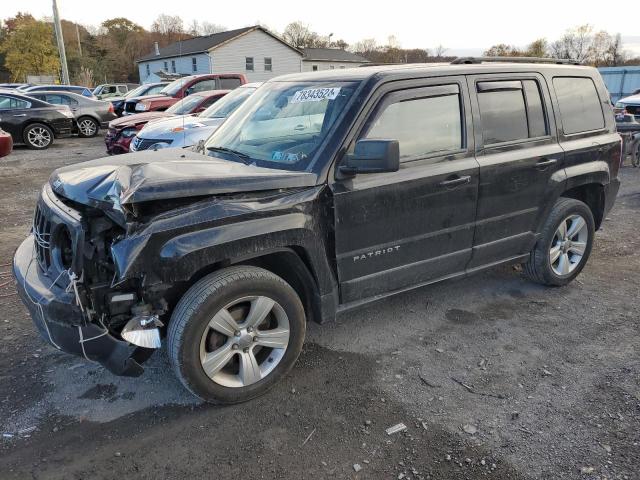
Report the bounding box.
[75,23,82,57]
[52,0,70,84]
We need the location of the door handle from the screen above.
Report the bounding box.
[294,124,306,131]
[13,114,26,117]
[535,158,558,169]
[439,175,471,188]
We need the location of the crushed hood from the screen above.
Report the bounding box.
[109,112,172,129]
[49,150,318,224]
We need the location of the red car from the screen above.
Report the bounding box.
[122,74,246,115]
[105,90,229,154]
[0,128,12,157]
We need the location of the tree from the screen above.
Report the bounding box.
[550,24,593,62]
[484,44,521,57]
[282,21,326,48]
[524,38,548,57]
[199,22,227,35]
[434,45,448,57]
[151,14,184,43]
[0,15,59,82]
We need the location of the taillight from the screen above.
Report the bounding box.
[108,103,114,114]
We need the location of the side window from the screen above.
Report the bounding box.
[201,95,220,108]
[163,61,168,71]
[246,57,254,71]
[146,64,150,76]
[191,79,216,93]
[553,77,605,135]
[0,96,30,109]
[192,57,198,73]
[361,85,464,161]
[264,57,272,72]
[45,94,63,105]
[477,79,549,145]
[171,60,176,73]
[218,78,242,89]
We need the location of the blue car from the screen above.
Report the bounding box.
[19,84,96,98]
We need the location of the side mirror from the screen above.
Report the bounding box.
[339,139,400,176]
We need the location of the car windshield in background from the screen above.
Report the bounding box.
[160,79,188,96]
[166,94,205,115]
[125,85,149,98]
[200,87,256,119]
[205,81,359,170]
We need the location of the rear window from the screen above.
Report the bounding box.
[553,77,604,134]
[477,79,549,145]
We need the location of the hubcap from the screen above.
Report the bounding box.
[549,214,588,276]
[199,296,290,388]
[79,119,96,136]
[27,127,51,147]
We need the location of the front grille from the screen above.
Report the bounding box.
[124,101,137,113]
[33,203,52,272]
[625,105,640,116]
[132,137,170,151]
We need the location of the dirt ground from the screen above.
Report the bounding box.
[0,137,638,480]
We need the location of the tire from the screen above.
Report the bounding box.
[23,123,54,150]
[167,266,306,404]
[523,197,595,286]
[77,116,99,138]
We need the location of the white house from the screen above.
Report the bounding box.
[136,26,304,83]
[301,48,370,72]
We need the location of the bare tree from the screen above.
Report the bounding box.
[199,22,227,35]
[282,22,315,48]
[151,14,184,43]
[484,44,521,56]
[434,45,448,57]
[351,38,378,55]
[550,24,593,62]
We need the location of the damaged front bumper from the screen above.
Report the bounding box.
[12,235,146,377]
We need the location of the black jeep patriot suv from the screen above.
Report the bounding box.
[13,59,621,403]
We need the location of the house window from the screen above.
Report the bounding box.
[192,57,197,72]
[146,64,150,76]
[246,57,254,71]
[171,60,176,73]
[164,61,168,71]
[329,65,335,70]
[264,57,272,72]
[312,65,318,71]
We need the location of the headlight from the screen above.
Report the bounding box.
[149,142,169,151]
[614,102,624,109]
[120,128,137,138]
[135,103,148,111]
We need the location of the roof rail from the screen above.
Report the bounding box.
[451,56,581,65]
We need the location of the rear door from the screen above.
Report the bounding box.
[466,73,565,269]
[331,77,479,303]
[0,95,32,140]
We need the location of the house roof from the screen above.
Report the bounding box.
[137,26,302,63]
[301,48,370,63]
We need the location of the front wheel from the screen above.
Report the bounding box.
[523,197,595,286]
[167,266,306,404]
[77,117,99,137]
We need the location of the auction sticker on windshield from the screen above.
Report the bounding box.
[291,87,341,103]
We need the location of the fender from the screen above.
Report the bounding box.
[564,160,610,190]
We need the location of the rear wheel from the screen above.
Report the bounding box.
[23,123,54,149]
[167,266,306,404]
[77,117,99,137]
[523,197,595,286]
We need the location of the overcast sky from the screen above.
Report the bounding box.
[5,0,640,55]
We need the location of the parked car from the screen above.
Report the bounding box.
[27,91,117,138]
[0,83,30,90]
[12,60,621,404]
[0,128,12,157]
[0,91,73,149]
[122,74,246,115]
[19,84,96,98]
[614,93,640,120]
[110,82,169,116]
[131,83,261,152]
[106,90,230,154]
[93,83,139,100]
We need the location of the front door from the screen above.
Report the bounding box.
[331,78,480,304]
[466,74,565,269]
[0,95,31,140]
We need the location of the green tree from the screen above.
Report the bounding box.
[0,15,59,82]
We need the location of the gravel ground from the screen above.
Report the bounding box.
[0,137,638,480]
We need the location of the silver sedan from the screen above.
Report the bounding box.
[25,91,117,137]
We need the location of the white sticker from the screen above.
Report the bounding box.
[290,87,341,103]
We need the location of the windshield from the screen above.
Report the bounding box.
[200,87,256,119]
[166,94,206,115]
[205,81,358,170]
[160,78,190,96]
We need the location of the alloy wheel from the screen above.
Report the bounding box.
[199,296,290,388]
[27,127,51,148]
[78,119,97,136]
[549,214,588,276]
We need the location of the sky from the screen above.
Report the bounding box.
[5,0,640,56]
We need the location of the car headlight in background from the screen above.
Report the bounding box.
[120,128,138,138]
[135,103,148,111]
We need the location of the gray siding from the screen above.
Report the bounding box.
[302,60,366,72]
[139,54,211,83]
[211,29,302,82]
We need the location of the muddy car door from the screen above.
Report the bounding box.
[331,78,479,304]
[465,74,564,268]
